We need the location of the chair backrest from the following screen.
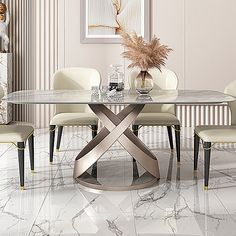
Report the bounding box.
[128,67,179,114]
[224,80,236,125]
[53,67,101,113]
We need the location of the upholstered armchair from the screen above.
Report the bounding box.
[0,86,34,189]
[194,80,236,189]
[49,67,101,163]
[128,68,181,162]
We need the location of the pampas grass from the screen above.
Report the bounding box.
[121,32,172,71]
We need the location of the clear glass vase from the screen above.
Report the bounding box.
[135,71,154,94]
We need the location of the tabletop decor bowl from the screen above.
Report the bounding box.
[121,32,172,94]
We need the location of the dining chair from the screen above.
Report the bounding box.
[49,67,101,163]
[194,80,236,190]
[0,86,34,190]
[128,67,181,163]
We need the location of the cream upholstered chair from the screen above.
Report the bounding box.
[194,80,236,190]
[49,67,101,163]
[128,68,181,162]
[0,86,34,190]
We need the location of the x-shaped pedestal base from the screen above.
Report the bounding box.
[73,104,160,190]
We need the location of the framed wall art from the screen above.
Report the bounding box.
[80,0,151,44]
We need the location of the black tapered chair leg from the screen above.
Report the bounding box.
[91,125,98,139]
[167,126,174,150]
[91,163,97,178]
[204,142,211,190]
[194,134,200,171]
[49,125,56,163]
[132,125,139,162]
[175,125,181,163]
[56,126,64,151]
[91,125,98,177]
[17,142,25,189]
[132,125,139,137]
[28,134,34,172]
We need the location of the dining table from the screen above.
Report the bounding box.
[4,89,235,191]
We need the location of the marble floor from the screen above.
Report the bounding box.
[1,126,236,236]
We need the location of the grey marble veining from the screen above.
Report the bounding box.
[0,127,236,235]
[4,89,235,105]
[0,53,12,124]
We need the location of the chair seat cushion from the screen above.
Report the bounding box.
[50,113,98,126]
[133,113,180,126]
[195,125,236,143]
[0,125,34,143]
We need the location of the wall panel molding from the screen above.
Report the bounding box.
[108,104,231,128]
[2,0,60,128]
[2,0,30,123]
[34,0,60,128]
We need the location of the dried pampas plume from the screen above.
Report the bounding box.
[121,32,172,71]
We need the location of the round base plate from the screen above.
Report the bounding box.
[75,160,159,191]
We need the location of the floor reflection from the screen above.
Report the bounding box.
[1,127,236,235]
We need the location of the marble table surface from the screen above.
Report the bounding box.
[4,89,235,105]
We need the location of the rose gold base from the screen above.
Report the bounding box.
[76,179,159,191]
[76,173,159,191]
[73,104,160,191]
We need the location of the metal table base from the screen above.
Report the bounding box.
[73,104,160,190]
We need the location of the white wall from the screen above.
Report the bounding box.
[60,0,236,91]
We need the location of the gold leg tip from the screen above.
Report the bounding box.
[50,162,53,165]
[20,186,24,190]
[31,170,35,174]
[204,186,208,190]
[55,149,59,152]
[177,161,181,166]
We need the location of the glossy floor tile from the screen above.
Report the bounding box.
[0,126,236,235]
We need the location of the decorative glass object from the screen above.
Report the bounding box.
[100,85,109,97]
[107,90,124,102]
[91,86,99,97]
[135,71,154,94]
[136,94,153,102]
[108,64,124,91]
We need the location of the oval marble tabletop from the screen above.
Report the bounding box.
[4,89,235,105]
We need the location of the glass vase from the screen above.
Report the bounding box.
[135,70,154,94]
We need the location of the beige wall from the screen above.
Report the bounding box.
[61,0,124,84]
[61,0,236,91]
[185,0,236,91]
